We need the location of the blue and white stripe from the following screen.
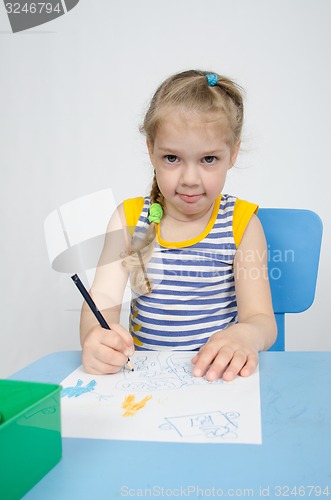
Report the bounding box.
[130,195,238,350]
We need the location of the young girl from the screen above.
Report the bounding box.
[80,69,277,381]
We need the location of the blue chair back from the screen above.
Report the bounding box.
[257,209,323,351]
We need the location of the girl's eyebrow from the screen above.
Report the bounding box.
[157,146,179,152]
[157,146,226,155]
[201,150,225,155]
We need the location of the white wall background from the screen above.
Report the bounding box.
[1,0,330,378]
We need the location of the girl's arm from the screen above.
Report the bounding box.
[80,203,134,374]
[192,214,277,381]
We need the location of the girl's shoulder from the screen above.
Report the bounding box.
[228,195,258,248]
[123,196,149,235]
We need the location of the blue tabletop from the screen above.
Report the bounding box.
[11,351,331,499]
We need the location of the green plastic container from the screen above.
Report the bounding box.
[0,379,62,500]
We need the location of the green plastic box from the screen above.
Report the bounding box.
[0,379,62,500]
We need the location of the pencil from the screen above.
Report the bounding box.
[71,274,134,371]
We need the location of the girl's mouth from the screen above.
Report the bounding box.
[178,193,204,204]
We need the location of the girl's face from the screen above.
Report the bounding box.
[147,108,240,221]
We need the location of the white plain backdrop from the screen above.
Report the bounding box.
[0,0,330,378]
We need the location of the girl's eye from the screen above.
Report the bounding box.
[164,155,178,164]
[203,156,217,164]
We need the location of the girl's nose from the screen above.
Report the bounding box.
[180,163,200,186]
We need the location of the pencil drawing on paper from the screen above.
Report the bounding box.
[159,410,240,439]
[59,352,261,444]
[116,352,224,392]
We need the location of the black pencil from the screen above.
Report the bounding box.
[71,274,134,371]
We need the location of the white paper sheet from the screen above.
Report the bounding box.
[60,351,262,444]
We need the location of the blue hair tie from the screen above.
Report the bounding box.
[205,74,218,86]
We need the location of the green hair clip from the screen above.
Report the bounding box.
[148,203,163,224]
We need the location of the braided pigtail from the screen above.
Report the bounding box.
[122,173,164,296]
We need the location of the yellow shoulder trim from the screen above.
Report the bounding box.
[123,197,145,235]
[233,198,259,248]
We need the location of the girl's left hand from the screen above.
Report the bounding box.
[191,328,259,382]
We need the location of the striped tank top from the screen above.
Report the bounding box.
[124,194,258,351]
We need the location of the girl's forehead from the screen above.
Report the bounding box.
[154,107,230,141]
[158,106,226,126]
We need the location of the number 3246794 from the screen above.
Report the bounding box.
[5,3,62,14]
[274,485,330,497]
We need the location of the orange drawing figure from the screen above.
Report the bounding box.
[122,394,152,416]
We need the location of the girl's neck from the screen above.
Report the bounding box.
[165,208,212,223]
[158,201,216,243]
[163,201,215,223]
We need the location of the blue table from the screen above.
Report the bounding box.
[12,351,331,499]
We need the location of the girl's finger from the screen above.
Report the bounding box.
[239,354,259,377]
[204,347,244,381]
[219,350,248,381]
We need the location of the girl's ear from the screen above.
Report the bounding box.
[229,140,241,169]
[146,139,155,166]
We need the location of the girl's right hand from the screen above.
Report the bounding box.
[81,323,135,375]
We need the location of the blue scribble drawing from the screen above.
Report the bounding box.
[61,379,114,402]
[134,354,161,373]
[116,353,224,392]
[166,353,201,387]
[159,410,240,440]
[61,379,97,398]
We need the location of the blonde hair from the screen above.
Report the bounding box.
[123,69,244,296]
[142,69,244,148]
